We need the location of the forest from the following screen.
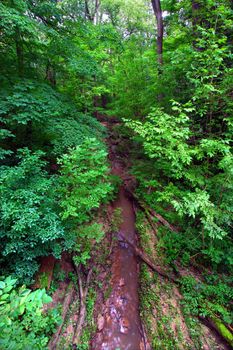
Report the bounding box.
[0,0,232,349]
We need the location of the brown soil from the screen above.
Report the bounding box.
[47,253,74,309]
[138,213,231,350]
[91,124,145,350]
[33,255,56,289]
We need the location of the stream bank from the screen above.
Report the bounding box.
[34,120,232,350]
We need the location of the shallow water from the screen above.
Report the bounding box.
[93,160,144,350]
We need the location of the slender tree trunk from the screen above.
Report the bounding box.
[192,0,203,51]
[94,0,100,24]
[46,63,56,86]
[85,0,101,23]
[15,27,24,77]
[151,0,164,67]
[85,0,92,21]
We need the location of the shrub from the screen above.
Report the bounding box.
[0,276,60,350]
[58,138,114,223]
[0,149,65,283]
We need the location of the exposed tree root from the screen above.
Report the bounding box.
[72,265,93,345]
[148,206,178,233]
[49,283,76,350]
[127,190,179,233]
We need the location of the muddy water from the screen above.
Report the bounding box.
[93,160,145,350]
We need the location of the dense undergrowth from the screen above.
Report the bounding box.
[0,276,60,349]
[0,0,232,348]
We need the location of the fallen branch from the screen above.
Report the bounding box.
[134,244,177,283]
[211,317,233,346]
[148,207,178,233]
[49,283,76,350]
[119,232,233,347]
[143,206,159,234]
[72,265,93,345]
[199,316,233,348]
[127,190,178,233]
[118,233,177,283]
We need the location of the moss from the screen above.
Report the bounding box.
[212,317,233,347]
[111,207,123,232]
[137,210,192,350]
[184,316,203,349]
[104,285,112,301]
[77,288,97,349]
[49,263,66,294]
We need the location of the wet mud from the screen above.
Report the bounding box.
[92,157,145,350]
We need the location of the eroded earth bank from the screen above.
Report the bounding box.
[37,122,231,350]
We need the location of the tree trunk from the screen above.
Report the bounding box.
[15,27,24,77]
[94,0,100,24]
[151,0,164,67]
[85,0,92,21]
[85,0,101,23]
[192,0,203,51]
[46,63,56,86]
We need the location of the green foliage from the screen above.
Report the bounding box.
[73,223,104,266]
[0,78,108,160]
[126,102,232,244]
[0,1,34,37]
[0,149,65,283]
[38,272,50,290]
[180,275,233,325]
[157,225,233,269]
[58,138,114,274]
[125,103,193,179]
[0,128,14,160]
[45,114,106,156]
[0,0,232,346]
[0,80,70,126]
[0,275,60,350]
[118,0,232,273]
[0,1,38,77]
[58,138,114,222]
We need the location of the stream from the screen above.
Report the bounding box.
[92,125,145,350]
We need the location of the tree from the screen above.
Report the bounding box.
[151,0,164,66]
[85,0,101,23]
